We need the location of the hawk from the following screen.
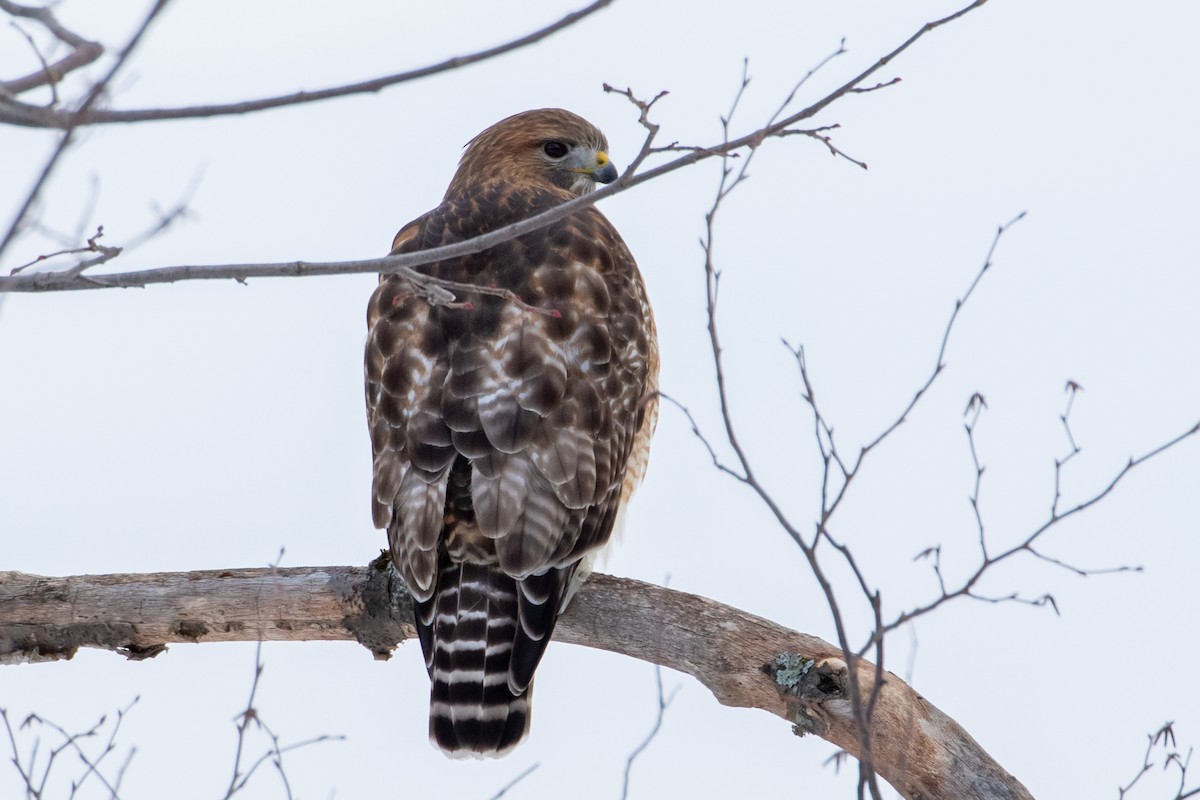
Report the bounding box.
[365,109,658,757]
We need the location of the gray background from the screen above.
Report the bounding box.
[2,1,1198,797]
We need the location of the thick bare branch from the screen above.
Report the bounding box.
[0,566,1031,800]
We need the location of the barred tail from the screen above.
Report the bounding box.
[415,560,531,758]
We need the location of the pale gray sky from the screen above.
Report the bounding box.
[2,1,1198,798]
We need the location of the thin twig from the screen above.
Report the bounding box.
[1,707,37,797]
[621,665,680,800]
[35,703,134,800]
[861,213,1027,461]
[888,417,1200,636]
[7,20,60,106]
[486,763,541,800]
[222,642,265,799]
[794,127,869,169]
[120,164,205,250]
[14,167,202,281]
[1052,380,1084,517]
[0,700,136,800]
[964,392,989,560]
[602,83,668,177]
[221,553,344,799]
[1118,722,1200,800]
[8,225,121,276]
[656,391,745,480]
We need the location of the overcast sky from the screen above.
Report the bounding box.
[2,1,1199,798]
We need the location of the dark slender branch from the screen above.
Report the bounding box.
[794,213,1027,635]
[0,1,613,130]
[848,77,903,94]
[796,127,869,169]
[621,665,680,800]
[0,707,37,797]
[602,83,668,177]
[770,116,1018,797]
[221,634,343,798]
[1119,722,1200,800]
[703,58,756,483]
[888,416,1200,635]
[12,168,201,284]
[69,173,100,246]
[696,49,888,800]
[119,165,204,250]
[903,377,1147,640]
[486,763,540,800]
[964,393,989,560]
[2,129,75,263]
[860,212,1026,460]
[656,391,745,480]
[767,37,847,123]
[223,643,265,799]
[1052,380,1084,517]
[33,704,133,799]
[21,174,99,248]
[6,19,60,106]
[0,700,136,800]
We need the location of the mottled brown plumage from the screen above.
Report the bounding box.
[365,109,658,757]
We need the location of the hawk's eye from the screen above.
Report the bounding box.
[542,141,569,159]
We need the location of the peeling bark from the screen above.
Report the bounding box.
[0,565,1032,800]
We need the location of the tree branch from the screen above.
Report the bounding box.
[0,0,612,130]
[0,566,1031,800]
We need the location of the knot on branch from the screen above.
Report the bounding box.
[340,554,415,660]
[767,653,849,737]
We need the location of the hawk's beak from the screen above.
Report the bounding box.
[592,151,618,184]
[569,149,619,184]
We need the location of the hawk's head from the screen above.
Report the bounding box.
[448,108,618,199]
